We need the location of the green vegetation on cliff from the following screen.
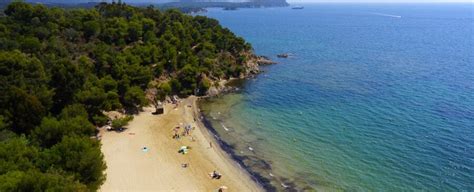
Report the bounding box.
[0,1,253,190]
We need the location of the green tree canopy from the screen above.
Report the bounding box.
[46,136,106,191]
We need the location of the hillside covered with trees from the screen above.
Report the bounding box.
[0,1,256,190]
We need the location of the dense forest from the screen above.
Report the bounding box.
[0,1,254,190]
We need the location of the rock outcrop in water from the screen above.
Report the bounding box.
[242,54,277,76]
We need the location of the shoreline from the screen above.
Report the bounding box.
[99,55,276,191]
[190,97,271,190]
[196,64,301,191]
[197,106,277,191]
[198,96,302,192]
[99,96,263,191]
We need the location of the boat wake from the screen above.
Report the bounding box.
[371,13,402,18]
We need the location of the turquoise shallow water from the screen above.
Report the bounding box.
[199,4,474,191]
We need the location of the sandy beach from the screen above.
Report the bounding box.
[99,96,262,192]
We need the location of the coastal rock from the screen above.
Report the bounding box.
[243,59,260,76]
[277,53,289,58]
[207,86,220,97]
[242,53,276,76]
[257,56,277,65]
[204,52,275,97]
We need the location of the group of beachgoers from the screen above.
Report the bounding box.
[167,96,229,191]
[168,97,237,191]
[172,123,195,140]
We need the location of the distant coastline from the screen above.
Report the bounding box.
[161,0,289,9]
[0,0,289,12]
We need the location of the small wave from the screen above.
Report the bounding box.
[220,122,230,131]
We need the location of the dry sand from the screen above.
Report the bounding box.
[99,96,262,192]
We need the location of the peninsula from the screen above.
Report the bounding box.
[0,2,267,191]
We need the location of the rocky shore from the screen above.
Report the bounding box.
[206,54,276,96]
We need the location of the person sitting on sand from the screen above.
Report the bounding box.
[217,186,228,192]
[209,170,222,179]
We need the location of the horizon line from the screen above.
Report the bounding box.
[287,1,473,4]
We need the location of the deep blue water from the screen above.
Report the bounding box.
[200,4,474,191]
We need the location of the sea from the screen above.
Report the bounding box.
[198,3,474,191]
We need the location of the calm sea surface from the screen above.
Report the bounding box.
[199,4,474,191]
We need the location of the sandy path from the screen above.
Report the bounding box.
[99,96,262,192]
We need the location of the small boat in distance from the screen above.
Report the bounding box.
[292,6,304,10]
[223,7,238,11]
[277,53,289,58]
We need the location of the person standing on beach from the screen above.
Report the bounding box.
[209,142,212,148]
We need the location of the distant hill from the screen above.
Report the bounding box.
[1,0,289,10]
[1,0,100,8]
[4,0,100,4]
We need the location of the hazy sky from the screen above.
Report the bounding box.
[109,0,474,3]
[287,0,472,2]
[90,0,474,3]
